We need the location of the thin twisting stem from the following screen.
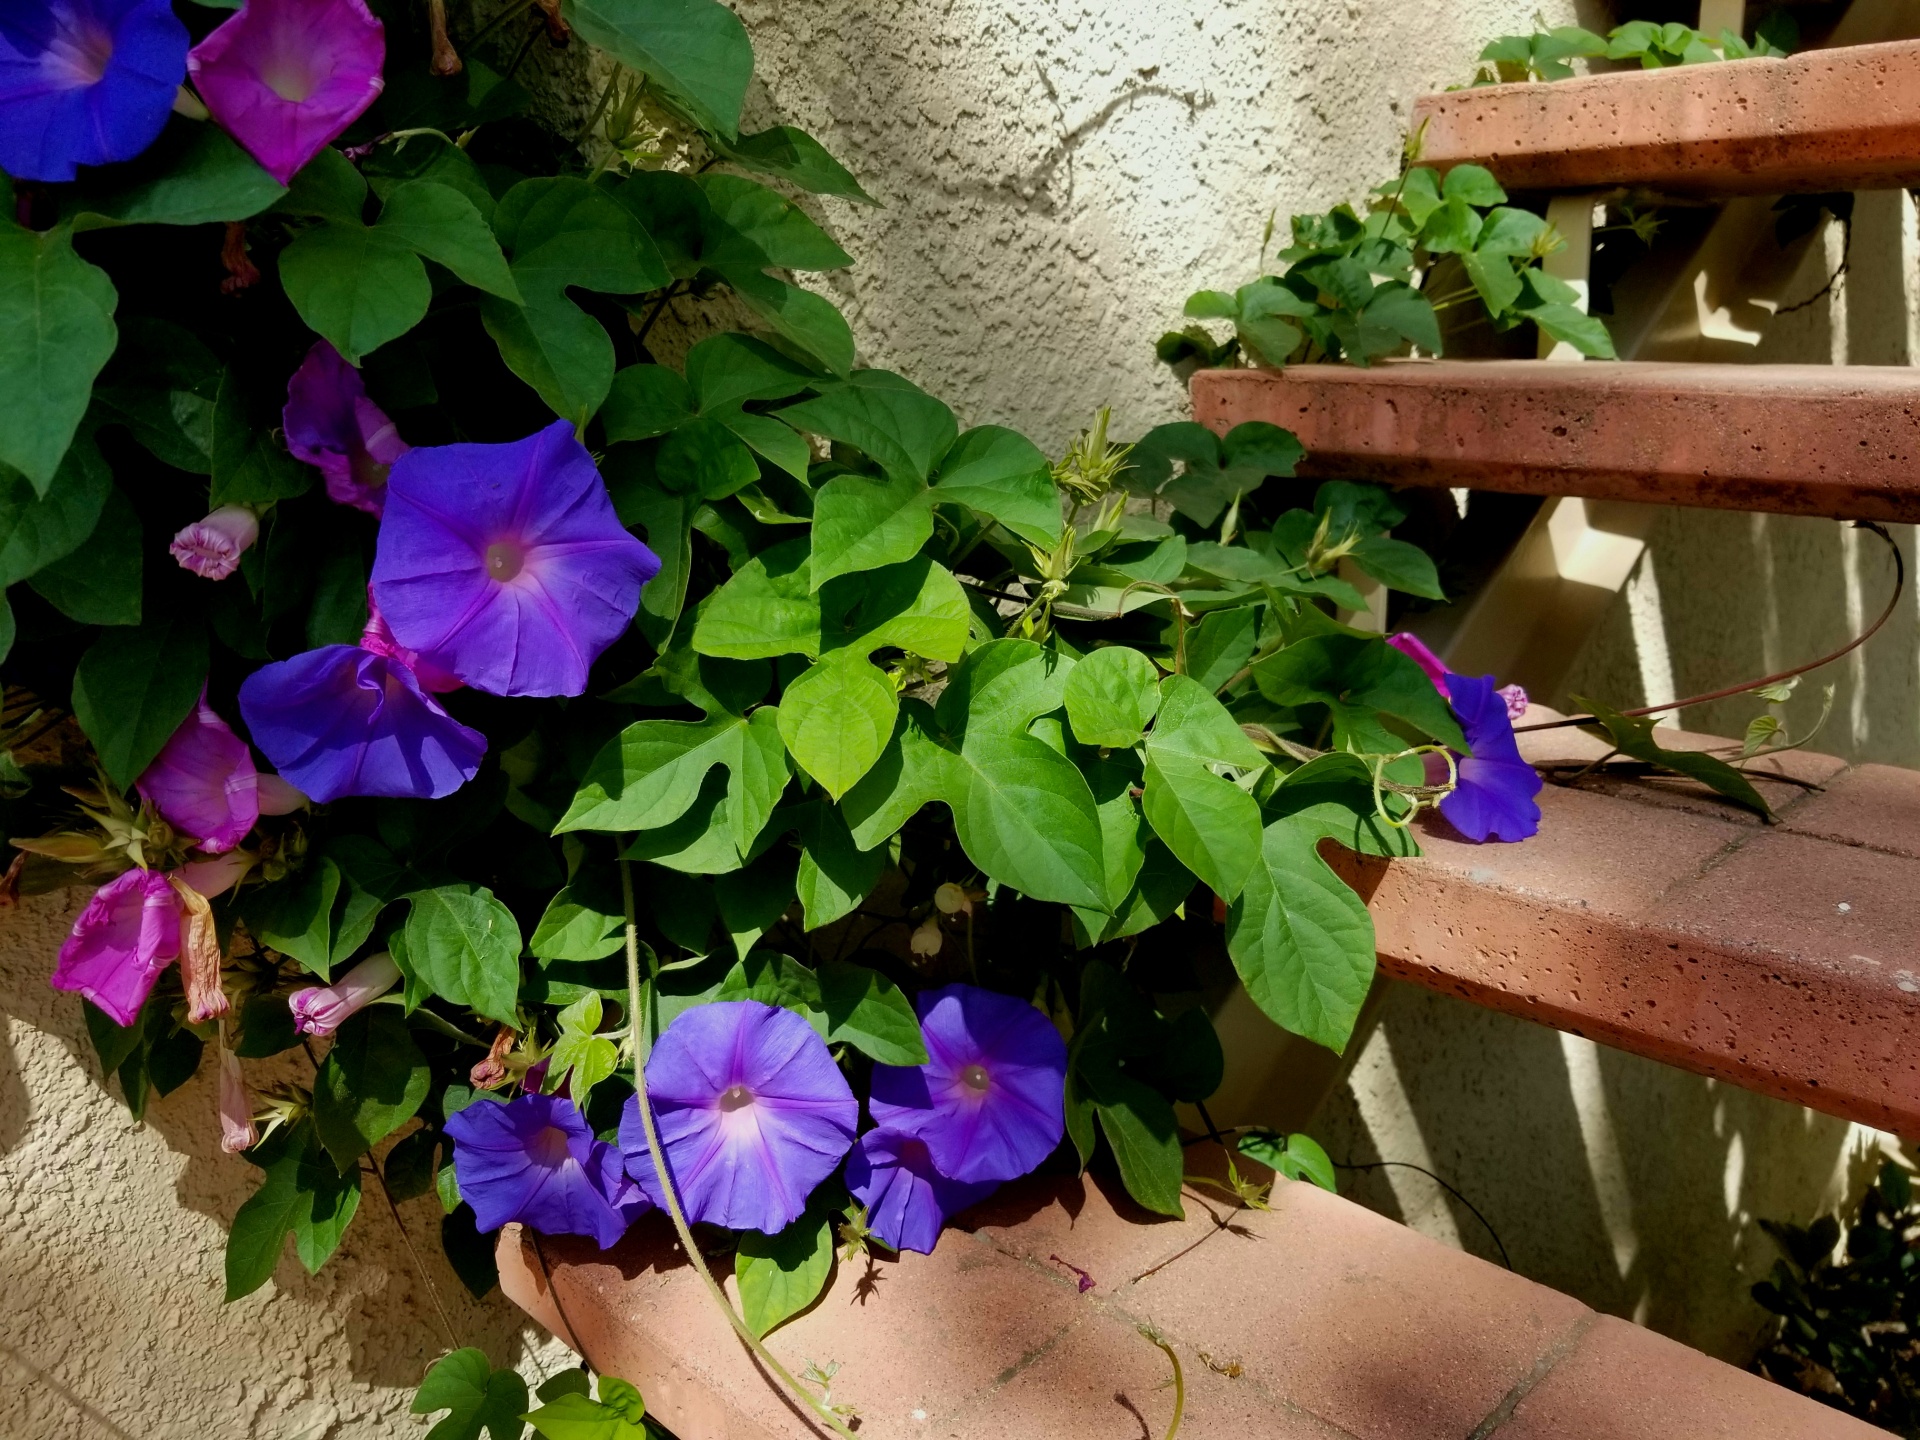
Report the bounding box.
[619,859,859,1440]
[367,1156,460,1350]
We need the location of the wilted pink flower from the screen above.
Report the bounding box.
[169,505,259,581]
[1385,631,1450,701]
[51,868,181,1026]
[168,873,229,1023]
[187,0,386,186]
[137,693,258,853]
[289,950,401,1036]
[283,340,409,515]
[1497,683,1530,722]
[218,1044,259,1154]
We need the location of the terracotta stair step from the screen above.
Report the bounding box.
[1411,38,1920,196]
[1191,360,1920,523]
[1331,711,1920,1139]
[496,1142,1879,1440]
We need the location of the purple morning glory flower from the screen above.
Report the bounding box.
[1438,670,1543,844]
[868,984,1067,1186]
[845,1128,995,1255]
[370,420,661,699]
[137,691,259,854]
[446,1091,651,1250]
[186,0,385,187]
[0,0,188,182]
[284,340,409,516]
[236,639,485,804]
[618,1001,857,1235]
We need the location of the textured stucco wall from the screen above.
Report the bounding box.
[0,889,572,1439]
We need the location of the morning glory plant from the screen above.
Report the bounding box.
[8,1,1766,1434]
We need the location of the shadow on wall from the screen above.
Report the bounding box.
[0,889,567,1440]
[1560,190,1920,768]
[1313,979,1896,1366]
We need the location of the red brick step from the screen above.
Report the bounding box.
[1191,361,1920,523]
[497,1142,1881,1439]
[1411,38,1920,196]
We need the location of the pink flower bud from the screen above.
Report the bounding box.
[218,1045,258,1155]
[289,951,402,1037]
[169,505,259,581]
[1497,683,1530,722]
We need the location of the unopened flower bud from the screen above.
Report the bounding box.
[169,505,259,581]
[909,915,944,958]
[933,882,971,917]
[289,951,401,1037]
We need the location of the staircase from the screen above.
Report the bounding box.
[1192,18,1920,1143]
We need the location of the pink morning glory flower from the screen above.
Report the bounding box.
[619,1001,857,1235]
[0,0,189,182]
[868,984,1067,1185]
[169,505,259,582]
[288,950,399,1035]
[845,1128,995,1255]
[137,692,259,853]
[51,867,181,1026]
[283,340,409,516]
[370,420,661,698]
[447,1092,651,1249]
[218,1044,259,1154]
[186,0,385,186]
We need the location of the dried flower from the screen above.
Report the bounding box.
[288,950,400,1037]
[868,983,1067,1185]
[283,340,409,516]
[0,0,190,182]
[619,1001,857,1234]
[446,1091,649,1249]
[167,871,227,1022]
[168,505,259,582]
[844,1127,994,1255]
[370,420,660,698]
[186,0,386,186]
[218,1042,258,1154]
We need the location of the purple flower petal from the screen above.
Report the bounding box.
[868,984,1067,1186]
[187,0,385,186]
[0,0,188,182]
[446,1092,646,1249]
[619,1001,857,1235]
[370,420,661,699]
[50,867,182,1026]
[237,644,485,803]
[136,691,259,853]
[1438,671,1543,844]
[846,1127,996,1255]
[283,340,408,516]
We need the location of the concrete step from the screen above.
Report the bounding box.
[497,1142,1880,1440]
[1191,360,1920,522]
[1412,39,1920,196]
[1334,711,1920,1140]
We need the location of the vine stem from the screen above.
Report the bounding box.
[1141,1326,1184,1439]
[619,859,859,1440]
[1516,521,1904,734]
[367,1157,461,1351]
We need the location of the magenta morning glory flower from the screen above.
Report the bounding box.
[618,1001,857,1235]
[288,950,399,1035]
[1438,670,1543,844]
[50,867,180,1026]
[447,1091,651,1249]
[283,340,409,516]
[0,0,189,182]
[845,1128,995,1255]
[186,0,385,186]
[370,420,661,699]
[868,984,1067,1185]
[137,692,259,853]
